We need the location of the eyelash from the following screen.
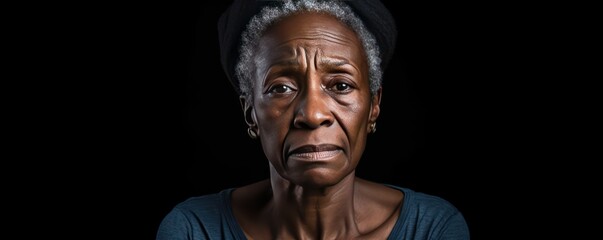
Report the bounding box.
[266,78,355,95]
[268,84,295,94]
[329,82,352,92]
[269,83,352,94]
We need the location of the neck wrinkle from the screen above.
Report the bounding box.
[268,166,361,239]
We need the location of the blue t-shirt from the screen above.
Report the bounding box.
[157,186,469,239]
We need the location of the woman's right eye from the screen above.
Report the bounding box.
[269,85,294,94]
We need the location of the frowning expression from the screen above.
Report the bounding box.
[244,12,381,187]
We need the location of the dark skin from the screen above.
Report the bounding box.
[233,12,403,240]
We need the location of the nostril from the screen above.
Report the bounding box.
[293,119,310,129]
[293,110,333,129]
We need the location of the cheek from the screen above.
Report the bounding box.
[336,100,370,152]
[256,103,291,149]
[256,106,288,132]
[347,115,368,143]
[256,104,294,173]
[339,99,370,131]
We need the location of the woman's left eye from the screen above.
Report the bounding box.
[330,83,351,92]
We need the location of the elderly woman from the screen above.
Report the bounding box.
[157,0,469,239]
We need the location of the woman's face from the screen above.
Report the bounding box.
[244,12,381,187]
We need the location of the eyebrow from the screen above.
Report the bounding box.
[319,59,359,75]
[267,56,359,77]
[273,59,299,67]
[319,58,349,67]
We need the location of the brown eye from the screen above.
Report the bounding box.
[269,85,294,94]
[331,83,351,92]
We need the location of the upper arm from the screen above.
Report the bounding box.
[156,208,193,240]
[435,211,470,240]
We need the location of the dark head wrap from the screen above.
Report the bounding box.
[218,0,397,94]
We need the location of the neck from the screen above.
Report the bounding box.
[268,166,361,239]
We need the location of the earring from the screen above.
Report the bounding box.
[247,127,258,139]
[370,123,377,133]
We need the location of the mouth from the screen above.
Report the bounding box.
[287,144,343,161]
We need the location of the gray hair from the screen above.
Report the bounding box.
[236,0,383,100]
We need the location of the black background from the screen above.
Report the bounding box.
[39,1,571,239]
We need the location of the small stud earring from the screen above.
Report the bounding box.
[247,128,258,139]
[370,123,377,133]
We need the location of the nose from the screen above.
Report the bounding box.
[293,85,334,129]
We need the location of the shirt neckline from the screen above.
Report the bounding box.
[219,184,411,240]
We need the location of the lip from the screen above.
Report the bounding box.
[288,144,343,161]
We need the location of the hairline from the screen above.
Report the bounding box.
[236,0,382,103]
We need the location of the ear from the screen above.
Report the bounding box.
[239,95,257,128]
[369,87,382,124]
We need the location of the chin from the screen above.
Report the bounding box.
[288,168,349,188]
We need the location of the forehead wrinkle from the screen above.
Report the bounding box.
[317,46,361,75]
[313,48,321,73]
[270,27,357,47]
[305,28,357,45]
[279,32,355,46]
[259,43,299,71]
[273,59,299,67]
[264,29,362,70]
[297,45,308,71]
[267,46,360,76]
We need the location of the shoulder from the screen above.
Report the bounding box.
[401,187,460,217]
[387,186,470,239]
[156,189,243,240]
[174,191,229,216]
